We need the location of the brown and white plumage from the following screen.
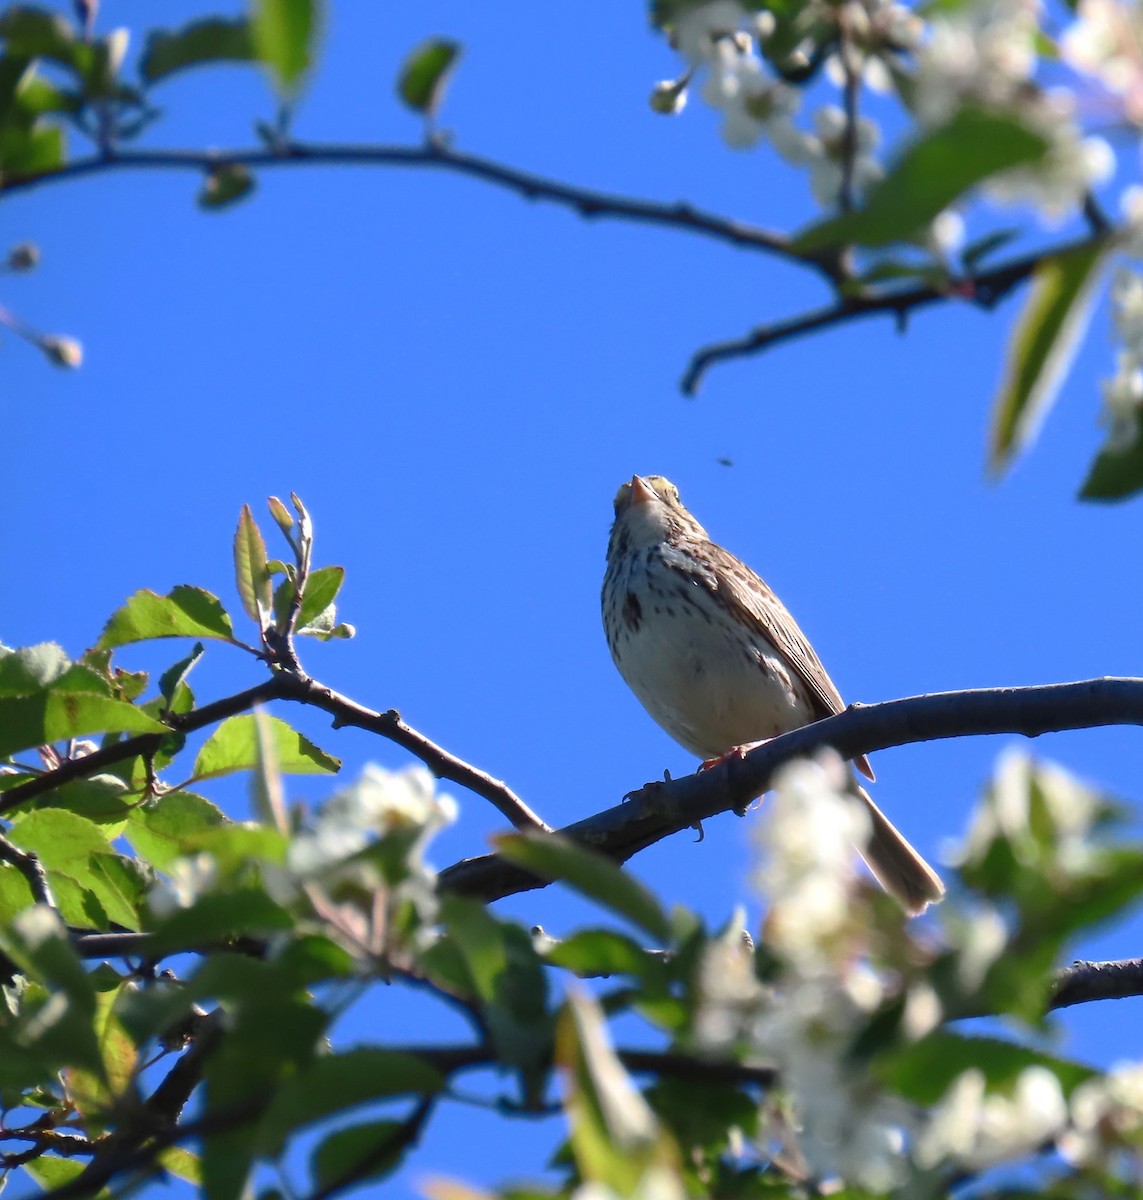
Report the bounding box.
[603,474,943,915]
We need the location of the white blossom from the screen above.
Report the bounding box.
[755,751,870,968]
[950,905,1009,992]
[1098,268,1143,451]
[148,852,219,917]
[916,1066,1067,1170]
[914,0,1041,126]
[1062,0,1143,127]
[798,106,884,207]
[287,763,456,879]
[1062,1061,1143,1164]
[672,1,749,64]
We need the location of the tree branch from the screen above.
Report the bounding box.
[1049,958,1143,1010]
[439,676,1143,900]
[0,669,550,833]
[680,232,1111,394]
[1,140,803,268]
[0,834,56,909]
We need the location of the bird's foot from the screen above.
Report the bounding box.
[698,738,769,772]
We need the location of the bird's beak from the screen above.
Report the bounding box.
[629,475,655,506]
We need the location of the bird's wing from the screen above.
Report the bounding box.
[713,558,846,718]
[711,554,876,781]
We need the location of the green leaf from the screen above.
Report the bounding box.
[10,810,146,928]
[42,774,134,825]
[251,0,318,93]
[962,227,1021,269]
[127,792,228,872]
[140,18,255,84]
[794,109,1048,253]
[437,896,552,1090]
[310,1121,406,1193]
[22,1157,86,1193]
[556,990,672,1192]
[0,866,33,924]
[158,642,204,715]
[97,586,235,648]
[198,163,255,210]
[156,1147,201,1185]
[543,929,668,986]
[0,7,80,71]
[192,714,339,781]
[0,691,166,757]
[0,906,92,1005]
[147,887,294,952]
[258,1049,442,1154]
[989,241,1107,476]
[297,564,345,630]
[233,504,272,624]
[64,968,137,1136]
[0,120,62,173]
[1080,425,1143,501]
[495,832,670,943]
[0,642,70,695]
[880,1032,1094,1105]
[397,37,460,117]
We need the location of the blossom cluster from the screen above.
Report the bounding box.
[686,746,1143,1191]
[149,763,457,959]
[1098,268,1143,452]
[654,0,1117,220]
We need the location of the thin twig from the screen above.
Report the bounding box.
[0,141,803,267]
[680,231,1112,394]
[303,1095,436,1200]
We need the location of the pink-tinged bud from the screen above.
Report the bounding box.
[41,335,83,369]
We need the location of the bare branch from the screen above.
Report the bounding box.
[0,140,802,267]
[681,232,1111,394]
[1050,958,1143,1010]
[440,676,1143,900]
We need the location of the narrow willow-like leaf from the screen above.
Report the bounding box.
[233,504,272,624]
[251,0,318,92]
[989,241,1107,476]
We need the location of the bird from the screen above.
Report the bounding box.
[602,473,944,915]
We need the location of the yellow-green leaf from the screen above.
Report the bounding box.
[193,713,339,781]
[989,241,1107,476]
[233,503,272,624]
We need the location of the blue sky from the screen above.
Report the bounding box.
[4,1,1143,1193]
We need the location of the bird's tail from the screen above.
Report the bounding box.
[853,782,945,916]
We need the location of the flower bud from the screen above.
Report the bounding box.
[650,79,688,114]
[40,335,83,369]
[7,242,39,271]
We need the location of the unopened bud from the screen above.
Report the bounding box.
[7,242,39,271]
[650,79,688,115]
[40,335,83,369]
